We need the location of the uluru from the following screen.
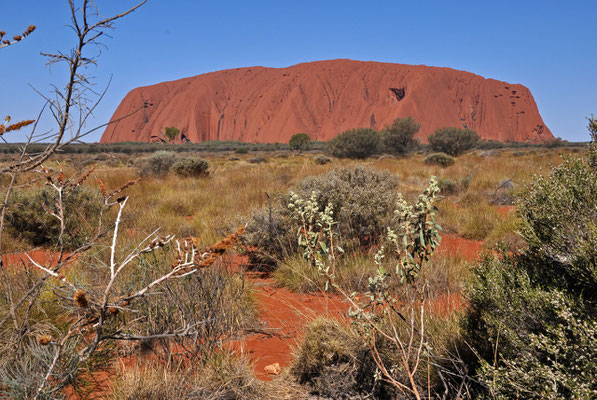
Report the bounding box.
[100,59,553,144]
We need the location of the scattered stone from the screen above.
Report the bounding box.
[264,362,281,375]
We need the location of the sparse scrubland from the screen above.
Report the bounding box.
[1,139,593,399]
[1,2,595,398]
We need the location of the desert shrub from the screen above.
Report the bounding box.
[234,147,248,154]
[313,155,331,165]
[244,165,399,267]
[247,156,267,164]
[172,157,209,177]
[292,317,396,399]
[423,152,455,167]
[291,165,399,248]
[137,151,177,176]
[380,116,420,155]
[133,263,256,364]
[327,127,380,159]
[428,127,480,156]
[228,156,240,161]
[289,133,311,152]
[476,139,505,150]
[438,177,459,195]
[6,185,103,248]
[462,122,597,398]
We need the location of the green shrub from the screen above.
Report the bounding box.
[172,157,209,177]
[327,128,380,159]
[7,186,103,248]
[423,152,455,167]
[313,155,331,165]
[380,116,420,155]
[163,126,180,142]
[462,120,597,398]
[428,127,480,156]
[137,151,177,176]
[234,147,248,154]
[289,133,311,152]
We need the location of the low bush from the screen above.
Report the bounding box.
[234,147,248,154]
[292,317,396,399]
[134,263,256,364]
[327,128,380,159]
[244,165,399,267]
[7,185,103,248]
[438,177,459,195]
[172,157,210,177]
[428,127,480,156]
[313,155,331,165]
[423,152,455,167]
[247,156,267,164]
[136,151,177,176]
[291,165,399,248]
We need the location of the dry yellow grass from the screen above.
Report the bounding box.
[0,148,576,252]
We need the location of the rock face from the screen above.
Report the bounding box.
[100,59,553,144]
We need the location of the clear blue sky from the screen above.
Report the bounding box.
[1,0,596,142]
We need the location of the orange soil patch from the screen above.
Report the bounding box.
[438,234,484,261]
[1,250,66,269]
[496,205,515,216]
[235,272,349,380]
[428,292,465,317]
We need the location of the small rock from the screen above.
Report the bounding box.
[264,362,281,375]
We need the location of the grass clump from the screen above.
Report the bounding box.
[109,353,264,400]
[292,317,395,399]
[313,155,331,165]
[274,253,379,293]
[172,157,210,177]
[424,152,455,167]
